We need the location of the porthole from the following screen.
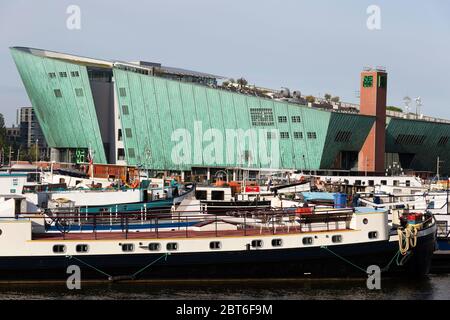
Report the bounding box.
[0,229,2,236]
[76,244,89,253]
[53,245,66,254]
[148,243,161,251]
[121,243,134,252]
[368,231,378,239]
[332,235,343,243]
[302,237,313,245]
[251,240,263,248]
[271,239,283,247]
[167,243,178,251]
[209,241,221,250]
[363,218,369,225]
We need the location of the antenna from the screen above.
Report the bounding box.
[403,96,411,114]
[415,96,422,117]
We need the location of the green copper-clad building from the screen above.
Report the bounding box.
[10,47,450,176]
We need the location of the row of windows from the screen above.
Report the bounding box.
[395,134,426,145]
[48,71,80,78]
[53,88,84,98]
[51,234,358,254]
[277,116,301,123]
[267,131,315,140]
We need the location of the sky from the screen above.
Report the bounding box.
[0,0,449,126]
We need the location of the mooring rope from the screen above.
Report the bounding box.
[66,252,171,281]
[320,246,367,274]
[321,246,405,274]
[66,255,112,278]
[131,252,170,279]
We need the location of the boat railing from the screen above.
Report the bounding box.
[3,207,356,240]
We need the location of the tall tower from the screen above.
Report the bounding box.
[358,68,387,173]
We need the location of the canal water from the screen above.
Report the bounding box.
[0,274,448,300]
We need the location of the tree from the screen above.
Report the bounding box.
[331,96,340,103]
[305,95,316,103]
[324,93,332,101]
[236,77,248,88]
[28,143,39,163]
[386,106,403,113]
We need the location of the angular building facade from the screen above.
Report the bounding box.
[10,47,450,175]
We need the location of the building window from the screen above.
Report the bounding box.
[122,105,129,115]
[251,240,263,248]
[148,243,161,251]
[291,116,301,123]
[267,131,277,139]
[278,116,287,123]
[167,243,178,251]
[71,71,80,77]
[48,72,56,78]
[119,87,127,97]
[121,243,134,252]
[76,244,89,253]
[294,132,303,139]
[125,128,133,138]
[75,88,84,97]
[117,148,125,161]
[307,132,317,139]
[280,132,289,139]
[378,75,387,88]
[249,108,274,126]
[209,241,221,250]
[59,72,67,78]
[53,245,66,253]
[54,89,62,98]
[118,129,123,141]
[128,148,135,158]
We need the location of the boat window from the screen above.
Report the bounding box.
[251,240,263,248]
[393,180,400,186]
[406,180,411,187]
[302,237,313,245]
[332,235,343,243]
[195,190,207,200]
[381,180,387,185]
[76,244,89,253]
[211,191,224,201]
[0,229,2,236]
[271,239,283,247]
[53,245,66,254]
[368,180,374,186]
[355,180,361,186]
[368,231,378,239]
[167,243,178,251]
[148,243,161,251]
[121,244,134,252]
[209,241,221,250]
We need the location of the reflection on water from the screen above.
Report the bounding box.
[0,275,448,300]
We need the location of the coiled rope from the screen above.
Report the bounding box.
[397,224,420,256]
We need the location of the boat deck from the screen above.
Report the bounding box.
[32,227,352,241]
